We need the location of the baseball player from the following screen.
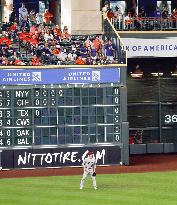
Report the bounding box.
[80,151,97,190]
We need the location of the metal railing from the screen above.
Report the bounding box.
[112,16,177,31]
[103,15,126,64]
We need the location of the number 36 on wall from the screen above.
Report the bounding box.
[165,115,177,124]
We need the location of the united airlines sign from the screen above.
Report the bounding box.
[0,68,120,84]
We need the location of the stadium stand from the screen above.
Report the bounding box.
[104,2,177,31]
[0,23,119,66]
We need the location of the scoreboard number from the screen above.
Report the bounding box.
[58,89,63,96]
[35,110,40,117]
[34,99,40,106]
[114,88,119,95]
[0,100,3,107]
[165,114,177,124]
[115,134,120,141]
[42,90,48,97]
[50,90,56,97]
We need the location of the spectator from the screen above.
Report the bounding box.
[1,56,9,65]
[53,32,61,42]
[62,26,71,41]
[102,3,109,14]
[81,44,88,61]
[9,22,18,41]
[86,56,94,65]
[9,9,17,23]
[92,35,102,52]
[53,25,62,36]
[153,7,162,29]
[57,48,67,61]
[36,13,43,25]
[84,36,92,49]
[107,9,114,22]
[162,6,168,19]
[0,35,11,47]
[114,6,121,20]
[44,30,54,42]
[75,56,86,65]
[172,8,177,28]
[124,12,132,29]
[29,9,36,26]
[52,45,61,57]
[154,7,162,18]
[19,3,28,29]
[67,51,77,62]
[139,6,146,17]
[43,9,53,24]
[9,22,17,32]
[31,55,41,66]
[30,24,37,34]
[162,6,168,28]
[14,57,23,65]
[104,40,115,62]
[90,45,97,60]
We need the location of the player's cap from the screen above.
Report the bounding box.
[87,151,94,156]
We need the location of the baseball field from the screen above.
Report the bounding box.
[1,154,177,205]
[0,171,177,205]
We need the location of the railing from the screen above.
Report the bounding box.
[103,15,126,64]
[112,16,177,31]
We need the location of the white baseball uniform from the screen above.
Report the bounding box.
[80,156,97,189]
[19,7,28,21]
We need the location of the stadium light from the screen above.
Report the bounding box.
[151,73,163,77]
[130,70,143,78]
[171,72,177,77]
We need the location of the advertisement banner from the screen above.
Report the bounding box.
[121,38,177,58]
[0,68,120,85]
[1,146,121,169]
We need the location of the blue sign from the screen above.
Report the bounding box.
[0,68,120,85]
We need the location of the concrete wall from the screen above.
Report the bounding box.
[72,0,100,11]
[61,0,102,35]
[61,0,72,32]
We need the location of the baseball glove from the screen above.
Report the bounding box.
[92,172,96,177]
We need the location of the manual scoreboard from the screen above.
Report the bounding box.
[0,67,129,169]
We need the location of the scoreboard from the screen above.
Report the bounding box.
[0,67,129,169]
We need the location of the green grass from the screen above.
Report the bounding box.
[0,172,177,205]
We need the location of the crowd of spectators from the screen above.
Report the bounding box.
[0,4,118,66]
[106,4,177,30]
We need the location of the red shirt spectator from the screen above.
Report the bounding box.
[44,9,53,23]
[107,9,114,21]
[9,23,17,32]
[52,46,61,56]
[29,36,38,46]
[92,36,102,52]
[53,25,62,36]
[14,58,23,65]
[172,8,177,19]
[129,135,135,144]
[75,56,86,65]
[31,55,41,66]
[0,36,11,47]
[19,32,32,40]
